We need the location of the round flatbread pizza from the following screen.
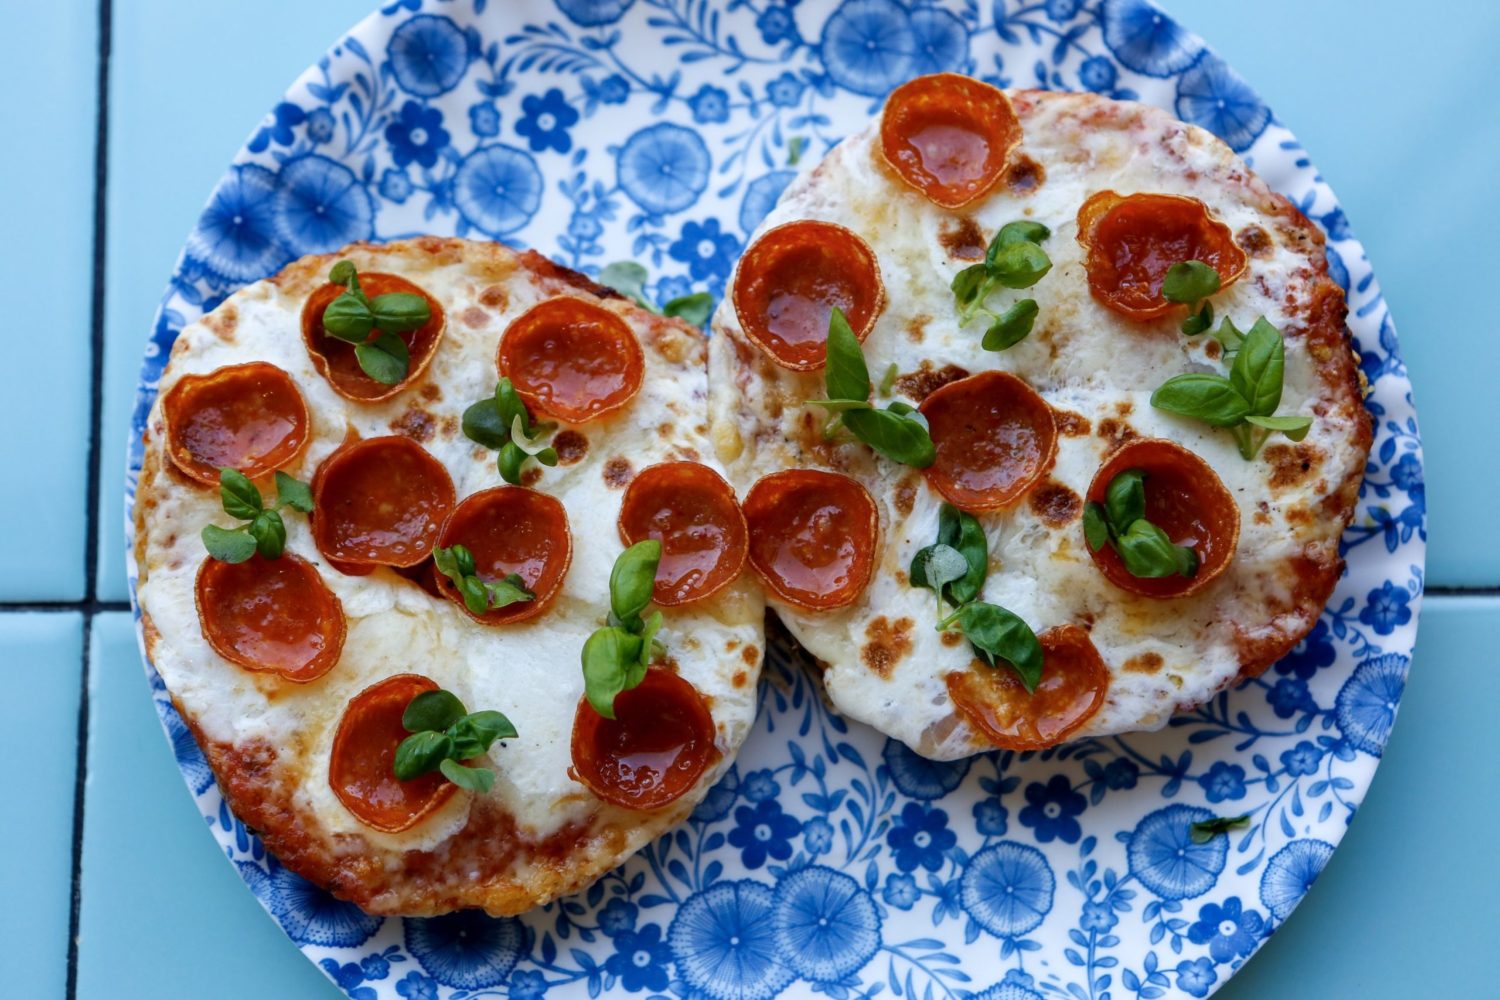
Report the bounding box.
[135,237,765,916]
[708,79,1371,761]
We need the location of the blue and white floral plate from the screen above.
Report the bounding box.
[124,2,1425,997]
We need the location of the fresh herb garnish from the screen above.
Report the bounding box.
[1162,259,1221,335]
[1189,813,1251,844]
[806,308,936,467]
[433,543,535,616]
[200,468,314,563]
[462,379,559,485]
[909,502,1043,691]
[1151,316,1313,459]
[951,221,1052,351]
[787,135,808,166]
[320,260,430,384]
[598,261,716,328]
[581,540,667,719]
[1083,469,1198,579]
[393,688,517,794]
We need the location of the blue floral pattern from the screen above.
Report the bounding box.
[125,2,1423,998]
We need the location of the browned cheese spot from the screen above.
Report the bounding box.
[861,616,914,678]
[1114,400,1135,417]
[603,457,634,488]
[1005,154,1046,194]
[894,362,970,403]
[741,644,759,666]
[420,383,442,402]
[893,472,921,517]
[461,305,489,330]
[521,465,543,487]
[1124,651,1164,674]
[1204,339,1223,360]
[1098,417,1137,449]
[552,430,588,465]
[204,304,238,341]
[1028,480,1082,527]
[732,670,748,689]
[940,631,964,648]
[478,284,509,309]
[938,217,987,260]
[1236,225,1273,259]
[1285,503,1314,526]
[1264,442,1324,490]
[390,407,436,444]
[1053,409,1091,437]
[904,314,929,343]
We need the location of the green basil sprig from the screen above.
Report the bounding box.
[1082,469,1199,579]
[1151,316,1313,459]
[433,544,535,616]
[1189,813,1251,844]
[951,221,1052,351]
[200,468,314,563]
[393,688,517,794]
[598,261,715,328]
[908,502,1043,691]
[1162,259,1222,335]
[462,379,560,485]
[807,308,935,467]
[581,540,667,719]
[320,260,430,385]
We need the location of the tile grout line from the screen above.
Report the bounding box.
[66,0,112,996]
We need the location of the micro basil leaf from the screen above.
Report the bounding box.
[986,241,1052,290]
[842,406,936,467]
[982,298,1039,352]
[581,626,646,719]
[917,544,967,613]
[824,307,872,403]
[943,504,988,606]
[1082,502,1110,552]
[219,468,264,520]
[274,471,314,514]
[637,611,664,669]
[461,398,510,449]
[663,292,714,328]
[1189,814,1252,844]
[368,292,430,333]
[321,294,374,343]
[434,544,535,614]
[941,602,1043,692]
[1229,318,1285,417]
[1161,260,1222,305]
[439,758,496,794]
[597,261,656,312]
[447,710,518,759]
[201,524,257,564]
[403,689,467,733]
[485,574,535,610]
[393,730,454,781]
[328,260,358,288]
[610,539,661,627]
[1244,414,1312,440]
[879,363,899,396]
[992,220,1051,251]
[248,510,286,560]
[495,378,532,437]
[1115,519,1199,579]
[951,263,988,311]
[1181,301,1214,337]
[497,441,529,485]
[1104,468,1146,531]
[354,331,410,385]
[1150,373,1252,428]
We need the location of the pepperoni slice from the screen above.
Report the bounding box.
[731,221,885,372]
[330,674,458,833]
[311,436,456,569]
[617,462,748,607]
[161,362,309,486]
[947,625,1109,751]
[497,297,644,424]
[301,273,445,402]
[742,469,878,611]
[1076,191,1248,321]
[919,371,1057,512]
[878,73,1021,209]
[435,486,572,625]
[194,553,345,682]
[570,668,720,811]
[1086,438,1241,598]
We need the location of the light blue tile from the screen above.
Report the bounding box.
[76,613,338,1000]
[1172,0,1500,584]
[1216,597,1499,998]
[97,0,380,601]
[0,612,82,1000]
[0,1,96,599]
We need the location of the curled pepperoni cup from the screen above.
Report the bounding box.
[618,462,748,607]
[878,73,1021,209]
[731,221,886,372]
[497,297,644,424]
[743,469,878,611]
[435,486,572,625]
[194,553,345,682]
[570,668,720,811]
[1086,438,1241,599]
[301,273,445,402]
[1076,191,1248,322]
[161,362,309,486]
[947,625,1109,751]
[919,371,1058,512]
[311,436,456,569]
[330,674,458,833]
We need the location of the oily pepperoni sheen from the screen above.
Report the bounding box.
[434,486,572,625]
[497,297,644,424]
[330,674,457,833]
[312,436,456,568]
[618,462,748,607]
[570,668,719,811]
[742,469,878,610]
[161,362,309,486]
[1077,191,1248,321]
[919,371,1058,511]
[194,553,345,682]
[731,221,885,372]
[1086,438,1241,599]
[301,274,445,402]
[879,73,1021,209]
[947,625,1109,751]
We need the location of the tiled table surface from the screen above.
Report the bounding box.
[3,1,1495,997]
